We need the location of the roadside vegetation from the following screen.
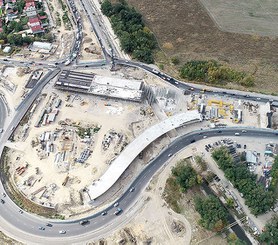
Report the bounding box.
[163,158,199,213]
[101,0,157,63]
[171,160,200,192]
[180,60,254,87]
[212,147,275,215]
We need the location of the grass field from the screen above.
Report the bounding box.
[125,0,278,94]
[200,0,278,37]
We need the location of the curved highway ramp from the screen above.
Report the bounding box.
[88,110,202,200]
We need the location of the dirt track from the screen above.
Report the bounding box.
[126,0,278,93]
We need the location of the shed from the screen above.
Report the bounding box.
[3,46,11,53]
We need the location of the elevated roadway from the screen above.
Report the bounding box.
[88,110,202,200]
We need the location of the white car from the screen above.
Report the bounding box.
[59,230,66,234]
[113,202,119,207]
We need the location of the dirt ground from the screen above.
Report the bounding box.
[5,67,174,215]
[125,0,278,94]
[0,231,22,245]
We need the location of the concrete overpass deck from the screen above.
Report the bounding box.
[88,110,202,200]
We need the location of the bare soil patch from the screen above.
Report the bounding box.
[126,0,278,94]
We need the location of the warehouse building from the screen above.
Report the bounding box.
[55,71,144,102]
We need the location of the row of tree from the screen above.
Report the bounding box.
[212,147,275,215]
[101,0,157,63]
[179,60,254,87]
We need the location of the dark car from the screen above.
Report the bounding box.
[79,220,89,225]
[1,199,5,204]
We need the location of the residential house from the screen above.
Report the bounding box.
[28,16,44,34]
[5,3,18,21]
[24,1,37,17]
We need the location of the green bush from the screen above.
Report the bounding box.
[180,60,254,87]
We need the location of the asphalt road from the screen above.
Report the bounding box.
[0,127,277,244]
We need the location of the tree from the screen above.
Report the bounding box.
[171,56,180,65]
[194,195,228,231]
[226,198,234,208]
[14,22,23,32]
[171,161,198,192]
[15,0,26,14]
[22,36,33,45]
[101,0,114,17]
[7,34,23,45]
[132,48,154,64]
[195,155,207,171]
[260,216,278,245]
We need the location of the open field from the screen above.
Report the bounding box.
[200,0,278,37]
[126,0,278,94]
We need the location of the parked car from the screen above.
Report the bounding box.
[59,230,66,234]
[129,187,135,192]
[101,211,107,216]
[113,202,119,207]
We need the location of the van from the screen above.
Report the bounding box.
[235,133,240,136]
